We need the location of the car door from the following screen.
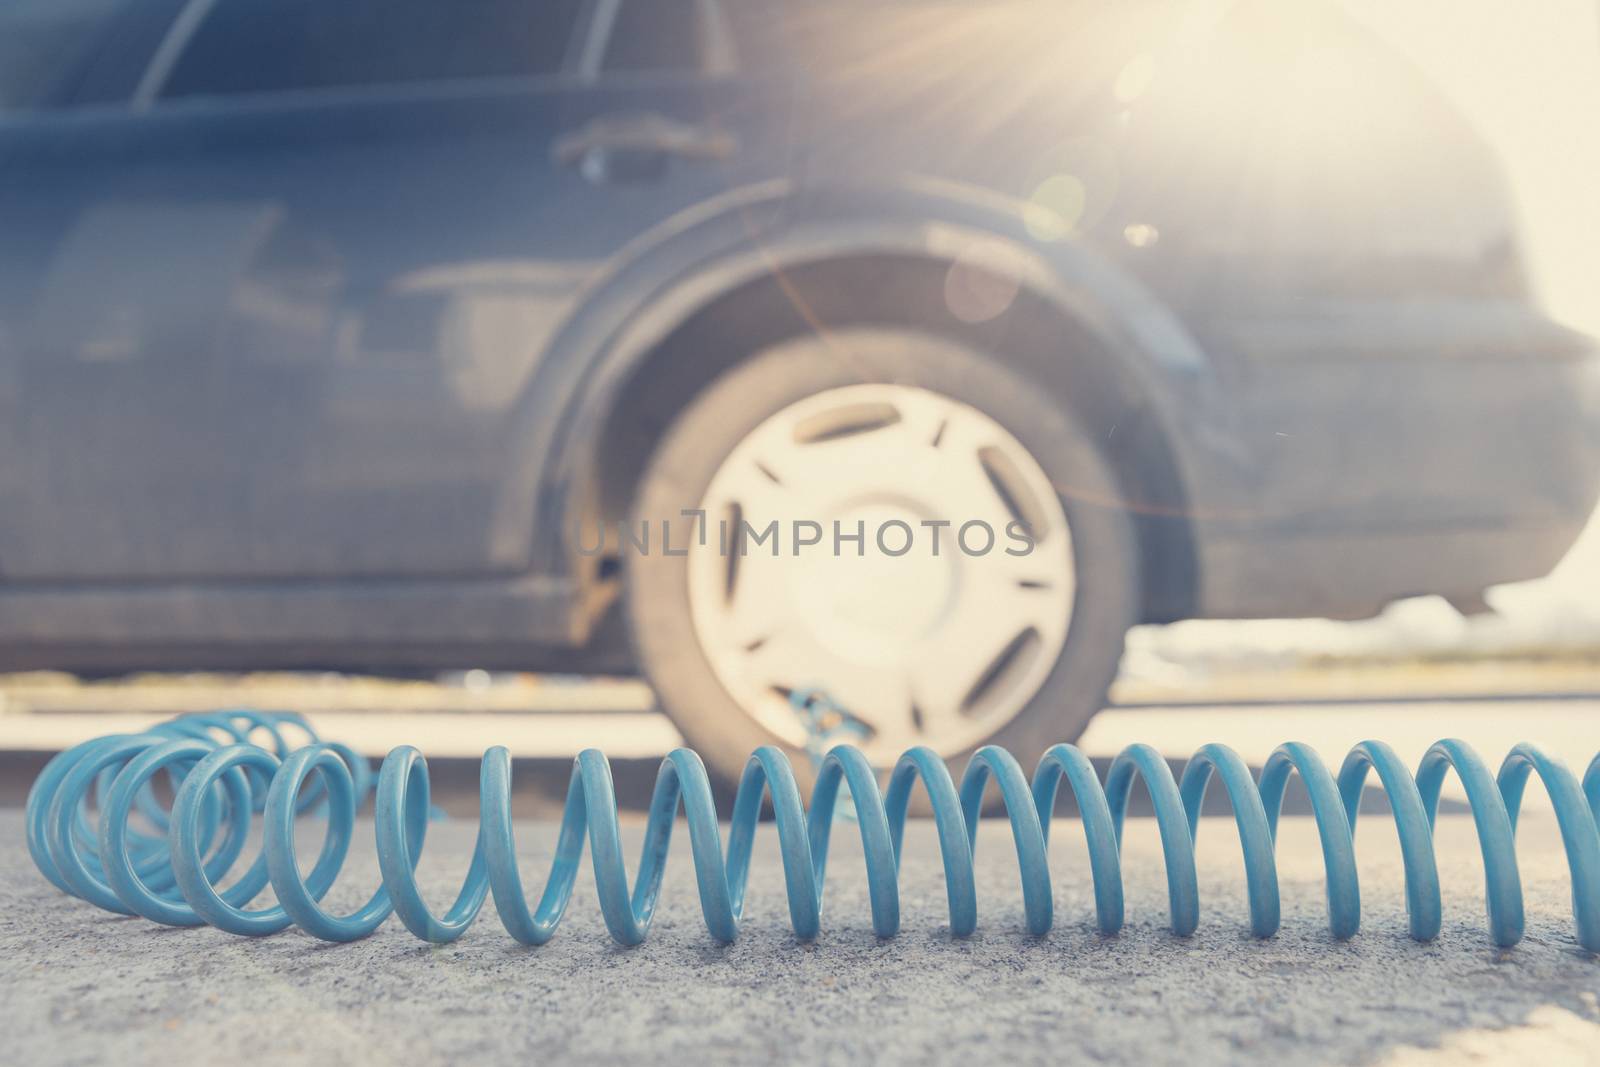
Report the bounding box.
[0,0,797,589]
[552,0,801,255]
[1,0,589,584]
[0,0,185,583]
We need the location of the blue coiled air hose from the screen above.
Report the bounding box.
[23,712,1600,952]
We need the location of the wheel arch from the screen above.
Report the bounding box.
[528,181,1222,627]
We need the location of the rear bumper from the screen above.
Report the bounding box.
[1185,318,1600,621]
[1194,518,1589,621]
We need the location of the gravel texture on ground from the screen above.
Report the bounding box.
[3,810,1598,1066]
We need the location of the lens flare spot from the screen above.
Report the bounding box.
[944,251,1021,324]
[1023,175,1087,242]
[1123,222,1160,248]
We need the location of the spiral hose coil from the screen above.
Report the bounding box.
[24,712,1600,951]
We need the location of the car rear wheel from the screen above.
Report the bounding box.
[625,327,1138,789]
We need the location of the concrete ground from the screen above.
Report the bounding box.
[4,695,1600,1065]
[3,807,1599,1067]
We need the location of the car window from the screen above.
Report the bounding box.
[0,0,135,113]
[159,0,586,100]
[600,0,708,76]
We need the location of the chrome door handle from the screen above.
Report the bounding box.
[553,113,738,172]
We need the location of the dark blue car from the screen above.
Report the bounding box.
[2,0,1596,783]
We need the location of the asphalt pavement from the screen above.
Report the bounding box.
[3,698,1599,1065]
[4,811,1599,1066]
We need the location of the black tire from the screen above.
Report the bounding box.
[625,326,1139,791]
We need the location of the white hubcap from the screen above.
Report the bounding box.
[686,384,1075,760]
